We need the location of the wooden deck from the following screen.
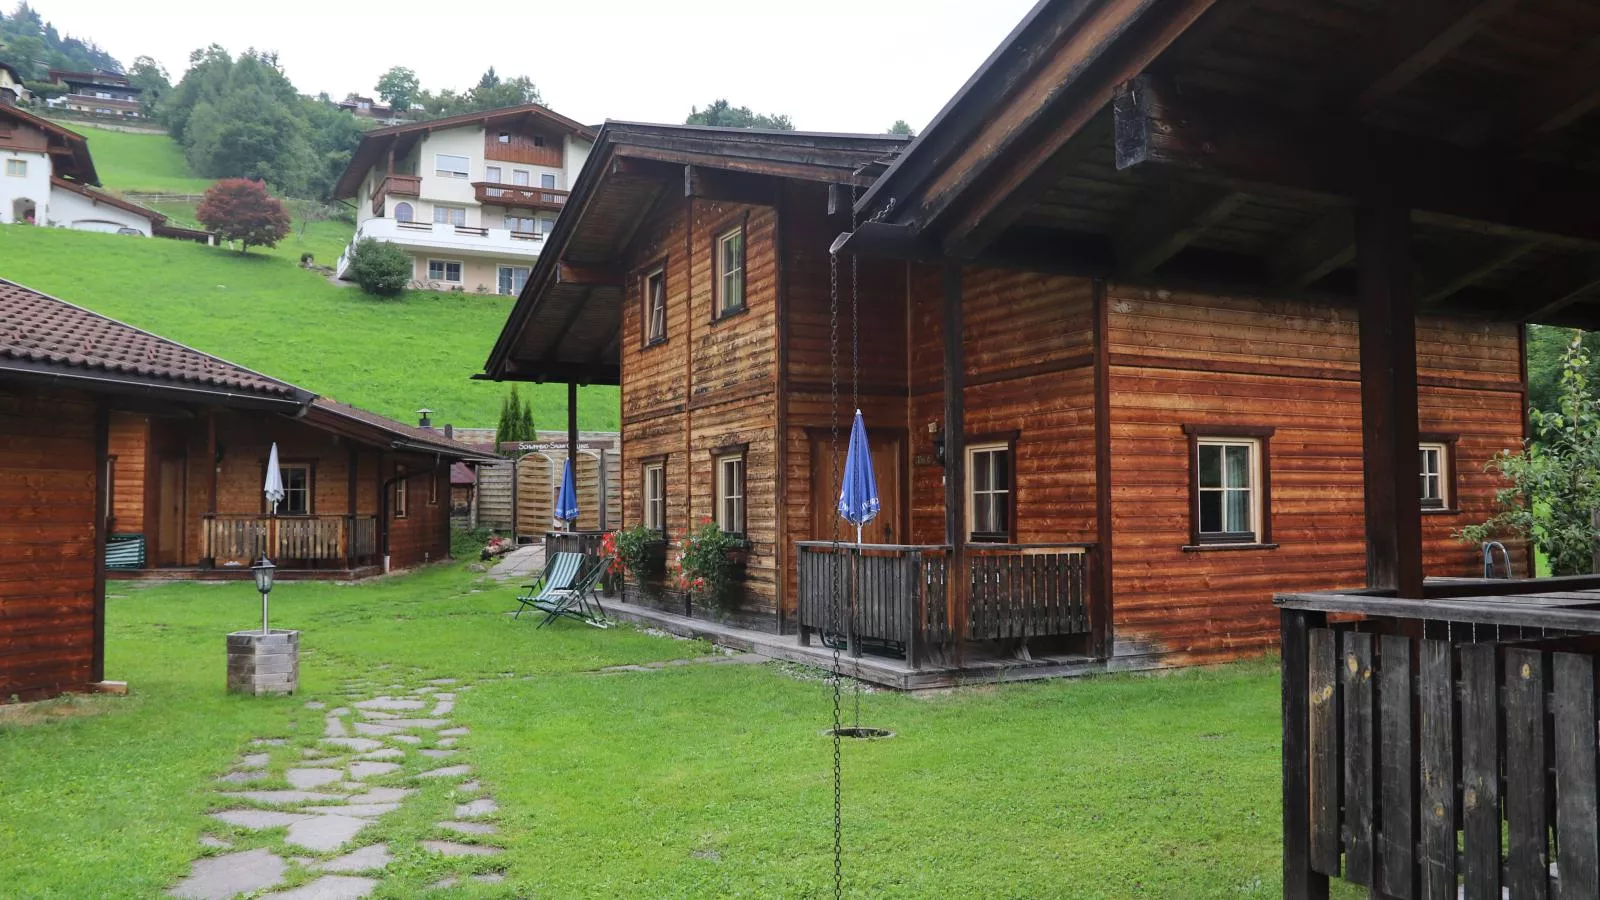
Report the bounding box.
[1279,575,1600,900]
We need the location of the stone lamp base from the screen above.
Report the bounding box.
[227,629,299,695]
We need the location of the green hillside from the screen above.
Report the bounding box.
[63,124,215,195]
[0,225,618,430]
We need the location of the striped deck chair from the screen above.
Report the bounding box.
[514,552,585,620]
[533,555,614,629]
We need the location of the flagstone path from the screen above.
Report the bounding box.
[169,677,506,899]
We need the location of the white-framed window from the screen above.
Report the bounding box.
[394,466,409,519]
[433,205,466,226]
[1196,437,1261,543]
[1420,442,1449,509]
[485,165,502,183]
[540,173,556,189]
[427,259,463,283]
[513,170,530,186]
[505,215,535,233]
[966,443,1013,542]
[643,462,666,532]
[538,217,555,234]
[4,158,24,177]
[497,265,530,296]
[644,266,667,344]
[393,201,414,222]
[434,153,470,178]
[278,464,311,516]
[429,468,439,505]
[714,226,745,317]
[715,451,746,536]
[496,132,511,144]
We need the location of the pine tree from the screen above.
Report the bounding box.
[519,397,536,442]
[496,387,519,446]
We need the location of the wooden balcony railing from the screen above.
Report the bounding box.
[1279,578,1600,900]
[796,542,1095,667]
[204,515,379,565]
[472,181,569,211]
[371,174,421,214]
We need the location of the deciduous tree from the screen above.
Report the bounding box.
[685,99,793,131]
[374,65,418,113]
[196,178,291,254]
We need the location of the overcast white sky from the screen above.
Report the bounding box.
[31,0,1038,133]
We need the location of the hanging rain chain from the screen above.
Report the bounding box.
[850,182,863,732]
[827,204,845,900]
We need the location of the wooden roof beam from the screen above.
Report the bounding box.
[1418,239,1541,306]
[1268,210,1355,293]
[555,261,623,287]
[1351,0,1516,112]
[1452,33,1600,148]
[1114,184,1246,277]
[1520,254,1600,323]
[1114,77,1600,246]
[684,165,777,206]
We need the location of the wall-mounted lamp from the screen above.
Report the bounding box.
[928,421,945,465]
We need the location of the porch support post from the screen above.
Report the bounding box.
[346,444,358,569]
[1282,607,1331,900]
[1356,201,1424,597]
[942,264,967,644]
[567,381,579,531]
[92,402,109,684]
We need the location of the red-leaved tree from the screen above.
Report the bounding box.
[196,179,292,254]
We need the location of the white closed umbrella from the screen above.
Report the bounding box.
[264,443,285,515]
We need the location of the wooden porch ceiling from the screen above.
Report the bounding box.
[856,0,1600,328]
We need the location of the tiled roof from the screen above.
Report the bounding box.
[0,279,305,399]
[450,461,476,485]
[308,399,502,461]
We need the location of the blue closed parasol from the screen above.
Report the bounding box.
[837,409,880,544]
[555,458,580,527]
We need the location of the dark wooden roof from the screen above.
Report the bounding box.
[854,0,1600,329]
[481,122,912,384]
[306,400,502,462]
[0,104,97,184]
[0,278,309,407]
[332,103,598,199]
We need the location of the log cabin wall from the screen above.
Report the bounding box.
[905,265,1100,546]
[107,411,148,535]
[779,182,910,627]
[385,455,452,570]
[618,191,784,628]
[0,385,102,700]
[1102,286,1526,665]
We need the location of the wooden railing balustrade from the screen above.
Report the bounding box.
[472,181,569,211]
[203,514,379,566]
[371,173,421,214]
[1279,580,1600,900]
[796,542,1094,668]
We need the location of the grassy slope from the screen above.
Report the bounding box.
[0,566,1361,899]
[68,124,215,194]
[0,224,618,429]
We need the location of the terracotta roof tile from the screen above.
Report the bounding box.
[308,399,501,460]
[0,278,302,399]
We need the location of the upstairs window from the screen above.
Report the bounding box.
[1184,425,1274,548]
[433,206,466,226]
[4,159,24,177]
[713,225,745,318]
[393,202,414,222]
[644,265,667,345]
[434,154,470,178]
[533,135,546,148]
[513,170,530,186]
[485,165,502,183]
[541,173,557,189]
[505,215,536,233]
[715,451,746,537]
[643,461,666,532]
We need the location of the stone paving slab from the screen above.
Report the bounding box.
[439,727,469,737]
[457,781,480,793]
[198,835,232,849]
[305,803,400,819]
[416,765,471,779]
[314,843,392,873]
[426,678,459,685]
[324,717,348,738]
[356,710,397,720]
[168,847,286,899]
[438,821,497,836]
[354,697,425,711]
[418,749,457,759]
[261,875,377,899]
[217,770,270,784]
[219,791,342,805]
[286,769,343,789]
[347,761,401,780]
[434,693,455,702]
[387,734,421,745]
[238,753,270,769]
[211,809,311,830]
[455,798,498,818]
[436,738,458,748]
[320,738,383,752]
[342,788,413,804]
[250,738,288,747]
[421,840,500,857]
[430,701,455,715]
[377,718,446,729]
[356,748,404,761]
[285,815,368,852]
[351,722,397,736]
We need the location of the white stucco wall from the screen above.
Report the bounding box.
[564,135,593,188]
[0,150,51,224]
[418,127,485,217]
[48,187,154,235]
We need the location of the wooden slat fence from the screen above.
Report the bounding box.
[204,515,379,565]
[1284,610,1600,900]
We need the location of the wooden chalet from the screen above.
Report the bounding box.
[1,277,498,702]
[823,0,1600,896]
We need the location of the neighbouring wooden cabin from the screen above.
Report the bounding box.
[105,398,497,579]
[829,0,1600,895]
[1,280,309,700]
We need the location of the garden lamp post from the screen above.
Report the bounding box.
[252,557,276,635]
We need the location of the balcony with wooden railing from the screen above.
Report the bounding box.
[371,173,421,214]
[472,182,568,212]
[204,514,379,567]
[795,542,1095,668]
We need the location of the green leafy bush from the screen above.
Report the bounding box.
[347,238,411,297]
[668,519,744,609]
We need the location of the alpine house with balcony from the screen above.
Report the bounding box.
[332,103,596,294]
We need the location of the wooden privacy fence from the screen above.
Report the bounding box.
[796,542,1093,667]
[1280,584,1600,900]
[204,515,378,565]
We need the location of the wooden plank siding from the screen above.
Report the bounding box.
[107,411,148,535]
[0,385,102,700]
[1104,286,1525,663]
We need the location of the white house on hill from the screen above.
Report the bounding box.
[331,103,594,294]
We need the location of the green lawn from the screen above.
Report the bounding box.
[0,562,1359,898]
[65,123,216,195]
[0,224,618,430]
